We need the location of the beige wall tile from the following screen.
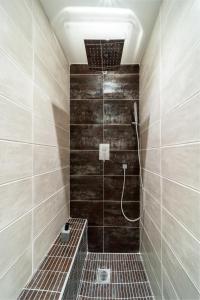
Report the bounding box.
[33,86,69,130]
[33,208,67,270]
[163,209,200,290]
[162,43,200,115]
[140,71,160,129]
[141,227,162,288]
[33,167,69,206]
[140,120,160,149]
[33,145,69,175]
[0,96,32,143]
[143,169,161,201]
[33,187,68,237]
[0,52,32,109]
[34,56,67,107]
[143,211,161,258]
[141,243,162,300]
[0,6,32,75]
[0,0,32,44]
[140,14,160,91]
[162,239,200,299]
[0,213,32,277]
[162,267,180,300]
[0,247,32,300]
[162,93,200,146]
[161,0,200,84]
[34,24,67,91]
[32,0,67,69]
[162,144,200,191]
[141,149,160,174]
[143,190,161,230]
[0,179,32,230]
[163,178,200,241]
[0,141,32,185]
[33,115,69,148]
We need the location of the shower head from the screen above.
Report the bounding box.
[84,39,124,71]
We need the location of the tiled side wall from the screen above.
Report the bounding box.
[140,0,200,299]
[0,0,70,298]
[70,65,140,252]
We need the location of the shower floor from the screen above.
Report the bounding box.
[77,253,154,300]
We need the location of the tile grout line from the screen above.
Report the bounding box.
[159,8,164,299]
[0,137,70,149]
[70,74,139,76]
[102,49,105,253]
[31,1,35,276]
[98,47,105,253]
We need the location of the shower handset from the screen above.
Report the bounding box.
[133,101,138,124]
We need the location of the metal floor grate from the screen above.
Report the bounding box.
[77,253,154,300]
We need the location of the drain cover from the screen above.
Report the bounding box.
[96,268,111,284]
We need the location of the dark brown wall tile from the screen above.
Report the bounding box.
[70,75,103,99]
[106,64,139,74]
[70,64,102,74]
[103,74,139,99]
[71,125,103,150]
[104,176,139,201]
[104,202,139,227]
[71,151,103,175]
[70,201,103,226]
[104,125,137,150]
[104,151,139,175]
[104,100,135,124]
[104,227,139,252]
[70,64,139,75]
[70,176,103,200]
[88,227,103,252]
[70,100,103,124]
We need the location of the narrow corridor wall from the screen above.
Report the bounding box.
[0,0,70,298]
[140,0,200,299]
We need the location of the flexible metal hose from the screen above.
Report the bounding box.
[120,122,143,222]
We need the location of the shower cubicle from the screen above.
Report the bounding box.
[0,0,200,299]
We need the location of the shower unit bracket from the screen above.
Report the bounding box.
[99,143,110,161]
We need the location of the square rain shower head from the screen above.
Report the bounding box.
[84,39,124,71]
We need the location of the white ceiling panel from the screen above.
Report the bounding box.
[40,0,162,64]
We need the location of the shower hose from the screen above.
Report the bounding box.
[120,121,143,222]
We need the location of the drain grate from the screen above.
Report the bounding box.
[96,268,111,284]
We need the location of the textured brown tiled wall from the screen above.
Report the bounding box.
[70,64,140,252]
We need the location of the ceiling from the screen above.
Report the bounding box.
[40,0,162,65]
